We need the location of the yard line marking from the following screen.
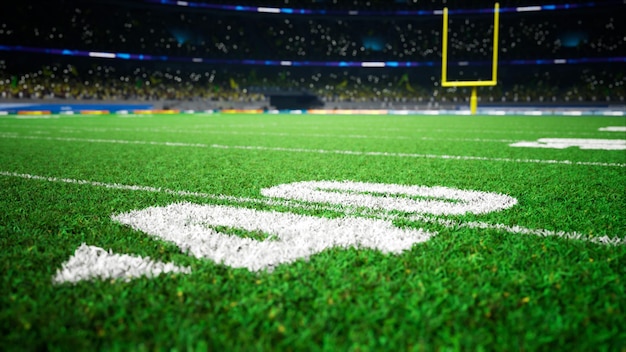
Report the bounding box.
[1,170,624,246]
[405,214,625,246]
[0,170,318,209]
[58,127,414,140]
[3,126,518,142]
[1,133,623,167]
[261,180,518,216]
[0,118,615,136]
[1,123,609,138]
[199,124,612,136]
[0,171,366,214]
[57,128,516,143]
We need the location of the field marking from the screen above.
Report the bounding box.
[1,125,519,142]
[117,115,153,118]
[406,214,624,246]
[0,170,309,209]
[113,202,434,272]
[599,126,626,132]
[193,124,616,136]
[1,133,623,167]
[262,180,517,216]
[510,138,626,150]
[1,170,624,248]
[0,122,611,137]
[53,243,191,284]
[69,128,517,143]
[13,115,58,119]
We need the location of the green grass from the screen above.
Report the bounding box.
[0,113,625,350]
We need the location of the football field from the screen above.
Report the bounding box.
[1,112,625,350]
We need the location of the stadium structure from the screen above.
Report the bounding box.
[0,0,624,114]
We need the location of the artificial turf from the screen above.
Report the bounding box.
[0,113,624,350]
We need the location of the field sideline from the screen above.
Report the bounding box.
[1,113,625,350]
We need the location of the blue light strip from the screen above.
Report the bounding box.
[146,0,622,16]
[1,45,624,68]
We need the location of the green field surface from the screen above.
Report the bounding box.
[1,113,625,350]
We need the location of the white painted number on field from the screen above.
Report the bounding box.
[112,203,434,272]
[509,138,626,150]
[261,180,517,215]
[53,180,517,282]
[109,181,515,272]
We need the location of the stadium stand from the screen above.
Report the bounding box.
[0,0,624,108]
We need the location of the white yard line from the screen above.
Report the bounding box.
[0,170,317,210]
[1,170,623,247]
[47,127,520,142]
[2,125,520,142]
[195,124,612,136]
[1,133,623,167]
[1,122,610,137]
[406,214,625,246]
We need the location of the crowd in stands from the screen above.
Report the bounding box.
[1,59,623,105]
[0,0,624,105]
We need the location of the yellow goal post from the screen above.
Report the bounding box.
[441,3,500,114]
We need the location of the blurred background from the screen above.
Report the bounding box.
[0,0,624,111]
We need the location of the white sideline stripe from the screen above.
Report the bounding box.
[0,133,623,167]
[52,243,191,284]
[1,170,623,247]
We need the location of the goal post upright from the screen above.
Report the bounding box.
[441,3,500,114]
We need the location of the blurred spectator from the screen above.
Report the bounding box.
[0,0,624,104]
[1,58,623,104]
